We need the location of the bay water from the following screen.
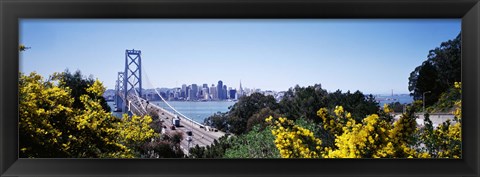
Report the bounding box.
[107,101,236,123]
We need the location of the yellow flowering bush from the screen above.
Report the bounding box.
[383,103,393,114]
[324,113,395,158]
[385,108,419,157]
[19,72,75,156]
[268,100,461,159]
[432,120,461,158]
[86,79,106,98]
[118,114,155,144]
[317,106,353,136]
[453,82,462,120]
[20,72,156,158]
[266,116,322,158]
[309,105,431,158]
[421,82,461,158]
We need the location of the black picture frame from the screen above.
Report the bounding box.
[1,0,479,176]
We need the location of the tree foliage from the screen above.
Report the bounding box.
[188,136,232,158]
[326,90,379,122]
[204,85,379,136]
[266,99,460,158]
[19,72,156,158]
[265,106,425,158]
[408,33,461,107]
[52,70,111,112]
[224,126,280,158]
[204,92,279,135]
[279,85,378,123]
[266,116,322,158]
[418,82,462,158]
[203,112,229,133]
[197,83,461,159]
[279,84,328,122]
[429,84,461,112]
[188,126,279,158]
[140,132,185,158]
[387,102,405,113]
[246,107,282,132]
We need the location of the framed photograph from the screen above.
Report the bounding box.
[1,0,479,176]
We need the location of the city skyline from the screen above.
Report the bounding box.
[20,19,461,94]
[110,80,256,101]
[138,80,262,91]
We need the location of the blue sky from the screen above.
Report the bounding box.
[20,19,461,94]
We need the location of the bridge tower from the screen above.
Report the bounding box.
[123,49,142,112]
[114,72,124,112]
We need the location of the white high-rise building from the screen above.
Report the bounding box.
[210,84,217,100]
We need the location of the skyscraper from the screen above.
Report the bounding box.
[229,89,237,100]
[223,85,227,100]
[202,87,209,100]
[238,80,243,98]
[227,87,232,99]
[210,84,217,100]
[186,85,191,100]
[190,84,198,100]
[217,80,223,100]
[181,84,187,98]
[203,83,209,95]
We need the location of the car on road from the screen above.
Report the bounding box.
[170,125,176,130]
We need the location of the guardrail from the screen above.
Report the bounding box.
[132,96,205,128]
[160,105,203,127]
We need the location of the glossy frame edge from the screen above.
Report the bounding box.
[1,0,479,177]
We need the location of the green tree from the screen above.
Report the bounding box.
[188,136,232,158]
[279,84,328,122]
[279,84,378,123]
[418,82,462,158]
[228,92,279,134]
[409,61,441,107]
[19,72,76,157]
[408,33,461,107]
[387,102,405,113]
[140,132,184,158]
[52,70,111,112]
[204,92,279,134]
[246,107,282,132]
[326,90,378,122]
[19,71,157,158]
[274,105,429,158]
[224,126,280,158]
[203,112,228,132]
[430,85,461,112]
[19,72,132,157]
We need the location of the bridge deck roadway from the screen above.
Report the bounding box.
[128,97,226,155]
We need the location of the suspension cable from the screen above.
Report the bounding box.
[129,76,148,115]
[142,67,203,127]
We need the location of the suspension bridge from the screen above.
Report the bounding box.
[112,49,225,155]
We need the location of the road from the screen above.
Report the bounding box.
[151,104,225,154]
[127,96,226,155]
[393,113,456,128]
